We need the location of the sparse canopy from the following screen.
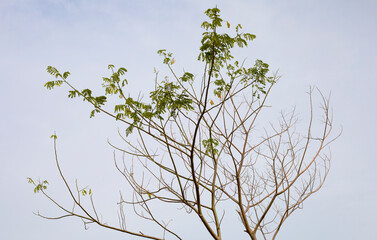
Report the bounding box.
[29,7,337,240]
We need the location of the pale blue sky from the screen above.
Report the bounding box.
[1,0,376,239]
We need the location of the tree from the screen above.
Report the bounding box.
[28,7,338,240]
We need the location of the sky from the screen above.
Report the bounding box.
[1,0,376,239]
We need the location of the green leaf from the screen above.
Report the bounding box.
[27,177,34,184]
[214,79,225,86]
[95,96,107,105]
[126,125,134,136]
[90,109,100,118]
[81,89,92,97]
[63,71,70,79]
[44,80,63,90]
[68,90,77,98]
[180,72,194,82]
[44,81,55,90]
[157,49,173,64]
[202,138,219,156]
[32,180,49,193]
[46,66,61,78]
[55,80,63,86]
[114,104,125,113]
[244,33,256,41]
[117,67,127,75]
[116,113,125,120]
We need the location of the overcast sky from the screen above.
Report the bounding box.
[1,0,376,239]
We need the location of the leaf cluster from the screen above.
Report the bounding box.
[198,7,256,73]
[43,7,275,136]
[202,138,219,156]
[44,66,70,89]
[27,177,49,193]
[150,80,194,118]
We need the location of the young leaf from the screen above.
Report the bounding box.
[68,90,77,98]
[180,72,194,82]
[63,71,70,79]
[90,109,100,118]
[27,177,34,184]
[126,125,134,136]
[44,81,55,90]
